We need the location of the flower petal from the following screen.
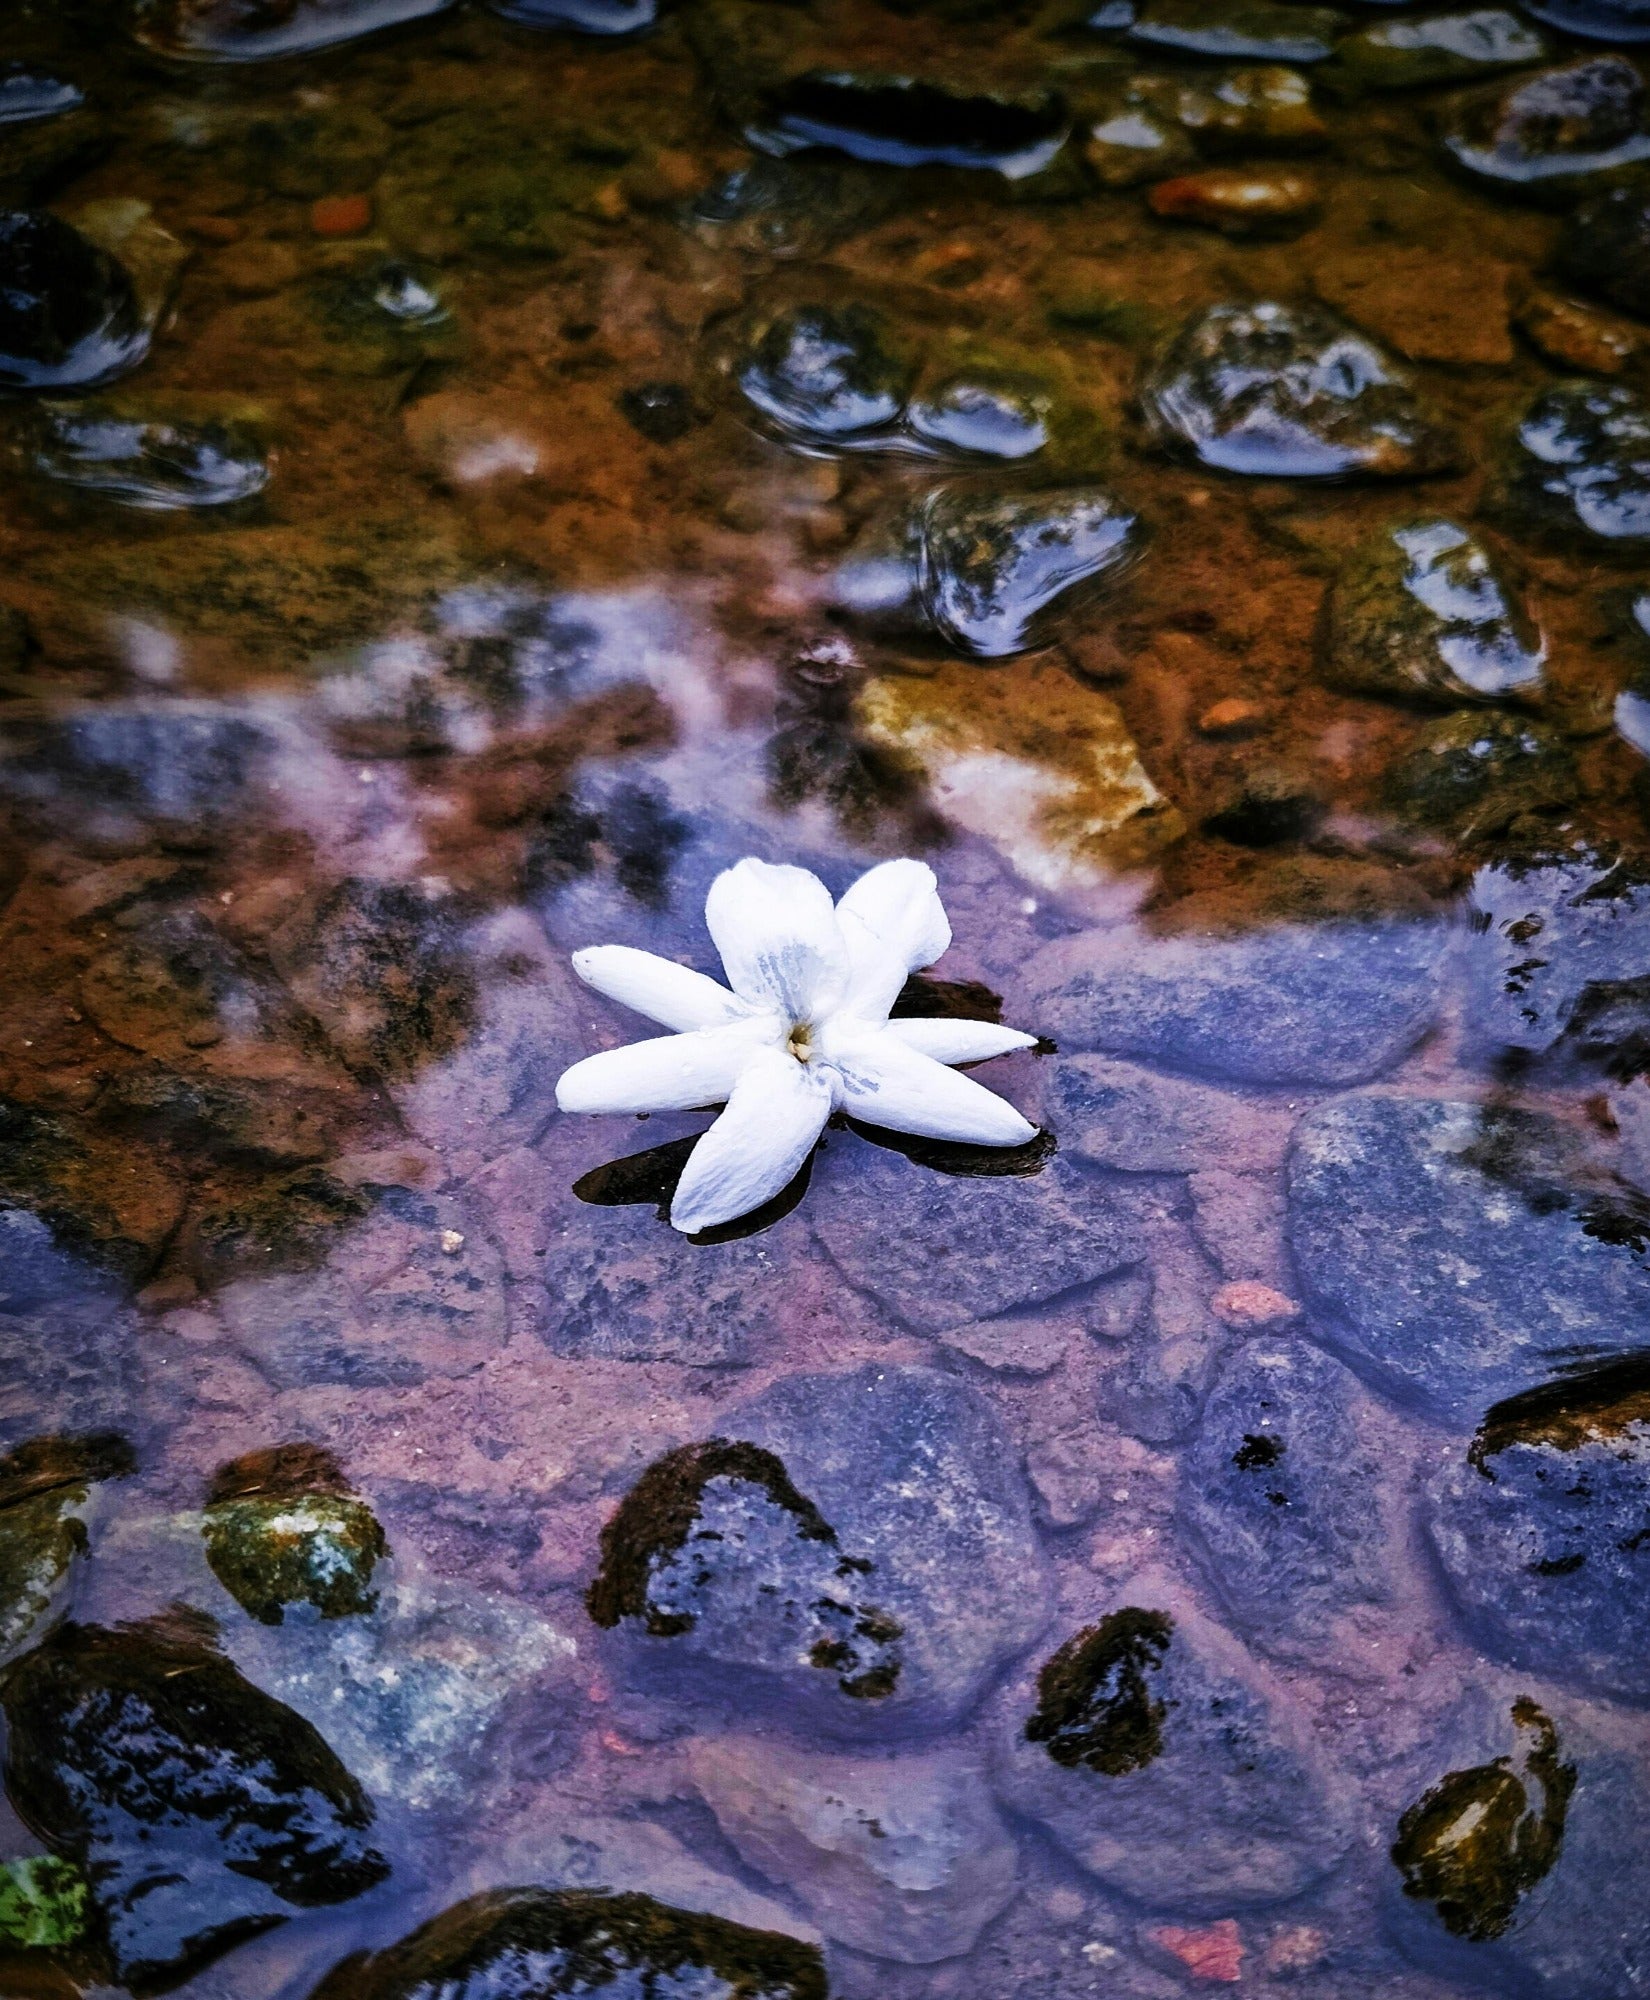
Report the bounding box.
[572,944,748,1032]
[704,858,849,1019]
[670,1048,836,1234]
[822,1023,1036,1145]
[556,1020,776,1115]
[836,859,952,1020]
[883,1017,1039,1064]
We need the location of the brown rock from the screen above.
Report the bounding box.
[1211,1280,1302,1329]
[1516,289,1645,376]
[1148,170,1320,238]
[1196,697,1265,737]
[1313,246,1516,366]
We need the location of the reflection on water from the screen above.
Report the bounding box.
[7,0,1650,1996]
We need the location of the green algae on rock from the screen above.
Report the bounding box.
[0,1434,134,1661]
[203,1443,387,1627]
[1025,1608,1173,1775]
[1392,1699,1575,1942]
[309,1887,827,2000]
[1384,711,1577,842]
[1325,519,1545,706]
[0,1854,88,1951]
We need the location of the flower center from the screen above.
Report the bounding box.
[786,1020,815,1064]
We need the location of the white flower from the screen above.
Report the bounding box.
[555,857,1038,1234]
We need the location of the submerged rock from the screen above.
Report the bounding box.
[1147,168,1320,237]
[746,72,1069,180]
[1143,300,1457,479]
[132,0,454,61]
[689,1737,1019,1962]
[1324,519,1545,706]
[1132,66,1328,156]
[0,67,83,127]
[1391,1699,1573,1947]
[1,1613,387,1991]
[812,1143,1141,1333]
[1336,9,1549,92]
[1559,182,1650,325]
[1179,1339,1393,1654]
[1289,1093,1650,1421]
[994,1583,1350,1913]
[687,157,896,260]
[309,1888,825,2000]
[0,210,146,393]
[203,1443,386,1627]
[1492,381,1650,549]
[1466,844,1650,1063]
[1522,0,1650,41]
[588,1365,1051,1733]
[1026,915,1447,1085]
[1384,710,1577,840]
[1440,58,1650,201]
[1127,0,1345,63]
[736,303,913,450]
[25,401,268,510]
[489,0,654,27]
[1429,1356,1650,1700]
[917,485,1143,658]
[0,1434,134,1662]
[0,1852,88,1951]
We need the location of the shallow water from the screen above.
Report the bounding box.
[5,0,1650,1995]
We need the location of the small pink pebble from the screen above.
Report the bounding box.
[1149,1920,1244,1983]
[1212,1280,1302,1329]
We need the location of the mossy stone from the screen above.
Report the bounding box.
[0,1856,88,1951]
[205,1494,386,1626]
[1385,710,1577,840]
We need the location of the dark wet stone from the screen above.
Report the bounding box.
[1466,844,1650,1064]
[0,1435,133,1661]
[1428,1356,1650,1700]
[1324,518,1545,707]
[310,1888,825,2000]
[1385,710,1577,840]
[736,303,914,451]
[203,1444,386,1628]
[1180,1339,1393,1652]
[1336,9,1550,91]
[1558,182,1650,326]
[1441,58,1650,202]
[132,0,454,61]
[1523,0,1650,41]
[0,67,83,127]
[1127,0,1346,63]
[1391,1709,1650,1999]
[1,1613,387,1993]
[746,72,1069,179]
[1496,379,1650,551]
[270,878,475,1082]
[905,376,1048,460]
[812,1143,1141,1335]
[1142,300,1458,479]
[1392,1699,1573,1945]
[25,402,268,511]
[916,486,1143,658]
[994,1582,1350,1912]
[0,210,146,393]
[1289,1092,1650,1421]
[1026,915,1447,1085]
[618,380,699,443]
[590,1364,1051,1733]
[490,0,655,29]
